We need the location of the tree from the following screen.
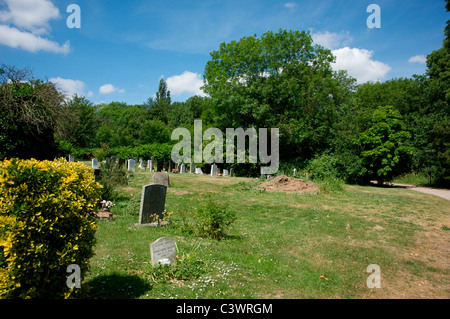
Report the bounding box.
[355,106,412,184]
[0,65,65,160]
[148,79,172,123]
[203,29,356,162]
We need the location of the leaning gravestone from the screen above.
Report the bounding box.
[136,184,167,226]
[92,158,99,169]
[210,164,218,178]
[152,172,170,188]
[150,237,176,266]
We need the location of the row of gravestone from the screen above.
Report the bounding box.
[68,155,236,177]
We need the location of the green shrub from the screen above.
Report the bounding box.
[97,160,129,201]
[0,158,102,298]
[192,201,237,240]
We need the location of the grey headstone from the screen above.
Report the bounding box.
[190,162,195,174]
[150,237,176,266]
[148,160,153,172]
[210,164,218,178]
[223,169,229,177]
[127,159,136,172]
[152,172,170,188]
[68,154,75,162]
[230,168,234,177]
[180,164,186,174]
[137,184,167,225]
[293,168,297,176]
[92,158,99,169]
[195,167,203,174]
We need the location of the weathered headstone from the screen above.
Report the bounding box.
[190,162,195,174]
[223,169,229,177]
[150,237,176,266]
[180,164,186,174]
[230,168,234,177]
[195,167,203,174]
[127,159,136,172]
[210,164,218,178]
[139,158,144,169]
[293,168,297,176]
[148,160,153,172]
[68,154,75,162]
[152,172,170,188]
[92,158,99,169]
[136,184,167,225]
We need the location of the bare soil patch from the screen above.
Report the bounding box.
[258,175,319,194]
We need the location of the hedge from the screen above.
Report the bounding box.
[0,158,102,298]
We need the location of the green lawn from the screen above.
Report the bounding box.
[84,171,450,299]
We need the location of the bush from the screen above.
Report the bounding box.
[307,153,367,184]
[0,158,102,298]
[192,201,237,240]
[97,160,129,201]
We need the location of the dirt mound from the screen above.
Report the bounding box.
[259,175,318,194]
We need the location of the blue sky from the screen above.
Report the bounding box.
[0,0,448,104]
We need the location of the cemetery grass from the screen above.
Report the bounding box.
[84,171,450,299]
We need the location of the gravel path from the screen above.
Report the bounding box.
[390,183,450,201]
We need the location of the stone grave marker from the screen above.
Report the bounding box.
[195,167,203,174]
[136,184,167,226]
[190,162,195,174]
[150,237,176,266]
[223,169,229,177]
[68,154,75,162]
[180,164,186,174]
[127,159,136,172]
[210,164,218,178]
[92,158,99,169]
[152,172,170,188]
[230,168,234,177]
[148,160,153,172]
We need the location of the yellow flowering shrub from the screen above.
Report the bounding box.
[0,158,102,298]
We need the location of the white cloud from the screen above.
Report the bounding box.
[408,55,426,64]
[331,47,391,84]
[166,71,206,97]
[311,31,353,50]
[0,24,70,54]
[0,0,69,53]
[49,77,85,98]
[0,0,60,35]
[284,3,298,10]
[99,84,125,94]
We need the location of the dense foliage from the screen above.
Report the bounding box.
[0,159,102,298]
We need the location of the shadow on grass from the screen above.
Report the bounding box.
[85,273,150,299]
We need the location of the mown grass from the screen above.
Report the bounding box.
[84,170,450,299]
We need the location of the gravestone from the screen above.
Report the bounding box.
[230,168,234,177]
[195,167,203,174]
[180,164,186,174]
[148,160,153,172]
[223,169,229,177]
[293,168,297,176]
[139,158,144,169]
[127,159,136,172]
[92,158,99,169]
[150,237,176,266]
[117,158,124,168]
[152,172,170,188]
[210,164,218,178]
[190,162,195,174]
[68,154,75,162]
[136,184,167,225]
